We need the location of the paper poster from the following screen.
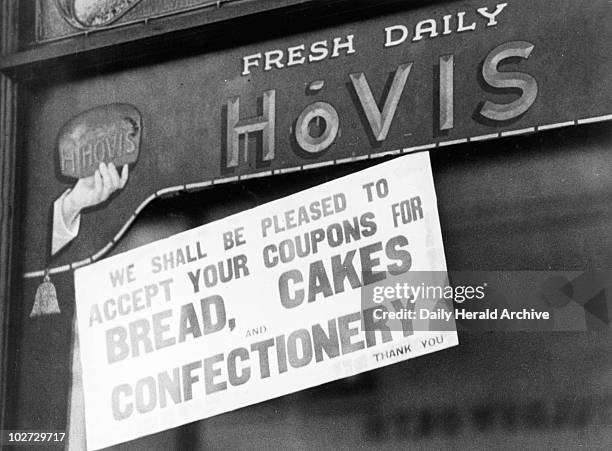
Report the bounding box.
[74,152,457,449]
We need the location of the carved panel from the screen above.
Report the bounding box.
[36,0,226,43]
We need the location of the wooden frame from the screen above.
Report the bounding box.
[0,0,423,79]
[0,0,18,432]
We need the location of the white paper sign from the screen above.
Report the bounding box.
[74,152,458,449]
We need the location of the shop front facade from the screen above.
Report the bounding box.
[1,0,611,449]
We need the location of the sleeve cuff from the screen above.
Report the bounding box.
[52,189,81,255]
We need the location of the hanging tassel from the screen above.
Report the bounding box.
[30,270,61,317]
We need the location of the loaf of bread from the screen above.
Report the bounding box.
[57,103,142,179]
